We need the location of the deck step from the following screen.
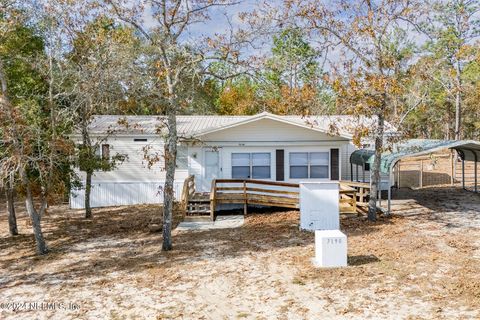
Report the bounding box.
[184,216,211,222]
[188,210,211,214]
[186,196,211,216]
[188,199,210,203]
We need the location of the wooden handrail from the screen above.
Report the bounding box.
[181,175,196,212]
[339,180,370,188]
[215,179,299,188]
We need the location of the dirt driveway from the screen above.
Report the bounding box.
[1,187,479,319]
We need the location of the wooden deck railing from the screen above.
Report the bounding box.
[183,176,371,217]
[211,179,300,217]
[181,175,196,212]
[339,180,371,214]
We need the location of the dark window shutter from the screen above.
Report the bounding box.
[330,148,339,180]
[276,149,284,181]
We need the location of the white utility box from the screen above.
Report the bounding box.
[313,230,347,267]
[300,182,340,231]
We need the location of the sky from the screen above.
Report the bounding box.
[136,0,436,70]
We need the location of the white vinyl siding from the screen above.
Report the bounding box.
[71,136,190,208]
[69,181,185,209]
[202,118,350,142]
[176,145,188,169]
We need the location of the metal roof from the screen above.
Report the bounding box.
[350,139,480,174]
[86,115,250,136]
[82,112,396,139]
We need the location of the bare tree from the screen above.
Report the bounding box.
[105,0,247,250]
[282,0,419,220]
[0,1,74,254]
[0,59,50,253]
[420,0,480,140]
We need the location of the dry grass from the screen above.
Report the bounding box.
[0,187,480,319]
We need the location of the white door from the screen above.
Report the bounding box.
[204,150,220,190]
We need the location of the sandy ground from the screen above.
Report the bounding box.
[1,187,480,320]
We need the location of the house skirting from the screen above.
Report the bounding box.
[69,181,184,209]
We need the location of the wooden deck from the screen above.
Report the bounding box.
[181,175,373,220]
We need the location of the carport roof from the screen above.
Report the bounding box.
[350,139,480,174]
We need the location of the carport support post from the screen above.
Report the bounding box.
[474,154,478,193]
[450,152,454,186]
[350,163,353,181]
[462,158,465,190]
[397,161,401,188]
[419,160,423,188]
[356,164,359,182]
[387,170,392,216]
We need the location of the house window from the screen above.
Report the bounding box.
[252,153,270,179]
[310,152,329,178]
[232,153,271,179]
[232,153,251,178]
[289,152,308,179]
[101,144,110,160]
[134,138,148,142]
[289,152,329,179]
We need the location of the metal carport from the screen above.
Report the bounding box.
[350,139,480,214]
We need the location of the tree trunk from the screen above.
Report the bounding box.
[162,110,177,251]
[454,60,462,141]
[1,63,19,236]
[23,176,48,255]
[1,59,46,253]
[5,182,18,236]
[368,112,385,221]
[85,170,93,218]
[28,204,48,255]
[82,122,93,219]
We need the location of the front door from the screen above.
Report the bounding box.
[204,149,220,190]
